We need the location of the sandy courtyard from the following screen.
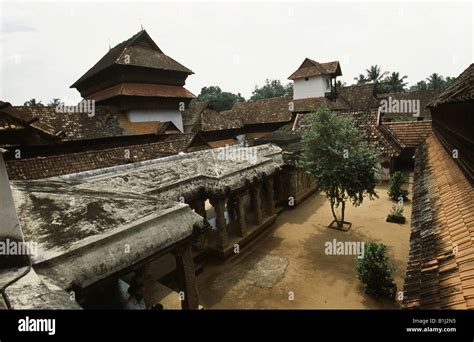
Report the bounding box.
[197,183,412,309]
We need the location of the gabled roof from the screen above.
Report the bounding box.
[71,30,193,88]
[428,63,474,107]
[288,58,342,80]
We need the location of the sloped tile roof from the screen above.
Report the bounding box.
[288,58,341,80]
[71,30,193,88]
[378,90,441,119]
[339,83,380,111]
[182,101,242,132]
[86,83,196,102]
[384,121,433,148]
[0,103,65,142]
[222,96,293,125]
[428,64,474,107]
[6,134,208,180]
[403,134,474,309]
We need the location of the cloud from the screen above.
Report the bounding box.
[1,21,36,34]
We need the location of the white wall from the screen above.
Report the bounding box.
[293,75,331,99]
[126,109,184,132]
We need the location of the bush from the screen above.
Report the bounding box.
[388,171,409,201]
[357,242,396,298]
[386,205,406,224]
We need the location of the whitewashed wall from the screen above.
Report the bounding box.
[293,75,331,99]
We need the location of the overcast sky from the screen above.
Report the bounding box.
[1,0,472,105]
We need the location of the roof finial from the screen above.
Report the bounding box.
[108,37,111,50]
[140,18,143,31]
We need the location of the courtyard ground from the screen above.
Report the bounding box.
[196,183,412,309]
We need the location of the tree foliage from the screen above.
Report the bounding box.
[250,79,293,100]
[301,107,379,228]
[388,171,409,201]
[197,86,245,111]
[357,242,396,298]
[24,98,44,107]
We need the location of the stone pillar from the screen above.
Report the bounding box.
[264,177,275,215]
[211,197,229,249]
[250,183,263,225]
[173,243,199,310]
[235,192,247,237]
[289,168,298,202]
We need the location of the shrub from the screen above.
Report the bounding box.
[386,205,406,224]
[388,171,409,201]
[357,242,396,298]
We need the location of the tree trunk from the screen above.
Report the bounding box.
[330,197,339,226]
[340,201,346,228]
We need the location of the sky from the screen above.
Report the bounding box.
[1,0,472,105]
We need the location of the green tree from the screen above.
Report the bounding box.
[301,108,379,229]
[24,98,44,107]
[354,74,368,84]
[357,242,396,298]
[366,65,388,83]
[197,86,245,111]
[381,72,408,93]
[250,79,293,100]
[336,80,346,89]
[48,98,63,107]
[409,80,429,91]
[426,73,445,90]
[388,171,409,201]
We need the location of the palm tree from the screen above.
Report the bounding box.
[48,98,63,107]
[426,73,445,90]
[354,74,368,84]
[365,65,388,83]
[384,72,408,92]
[409,80,428,91]
[336,80,347,89]
[24,98,44,107]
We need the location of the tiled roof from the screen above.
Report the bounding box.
[403,134,474,309]
[428,64,474,107]
[182,101,242,132]
[71,30,193,88]
[223,96,293,125]
[86,83,195,102]
[339,83,380,111]
[292,96,351,112]
[384,121,433,148]
[288,58,341,80]
[378,90,441,119]
[6,134,208,180]
[0,103,65,143]
[11,106,183,141]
